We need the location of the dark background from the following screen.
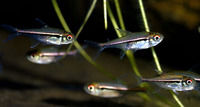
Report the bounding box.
[1,0,199,70]
[0,0,200,106]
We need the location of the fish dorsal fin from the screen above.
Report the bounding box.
[35,18,48,28]
[115,28,132,37]
[154,69,164,75]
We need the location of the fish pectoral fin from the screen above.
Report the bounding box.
[172,90,179,94]
[115,28,132,37]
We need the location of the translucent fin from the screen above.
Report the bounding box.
[30,38,41,48]
[4,33,19,42]
[115,28,132,37]
[35,18,48,28]
[30,42,40,48]
[2,24,19,42]
[84,40,105,60]
[1,24,18,32]
[172,90,179,94]
[119,49,127,59]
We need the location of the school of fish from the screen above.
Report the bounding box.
[1,19,200,99]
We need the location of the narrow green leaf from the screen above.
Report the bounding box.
[52,0,115,79]
[103,0,108,30]
[138,0,184,106]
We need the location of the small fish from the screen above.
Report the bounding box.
[84,82,146,98]
[85,28,164,59]
[26,46,78,64]
[2,21,75,48]
[140,71,200,93]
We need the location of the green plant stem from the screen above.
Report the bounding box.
[170,90,184,107]
[138,0,162,73]
[108,1,145,80]
[138,0,184,107]
[75,0,97,39]
[51,0,71,32]
[103,0,108,30]
[114,0,125,30]
[107,1,151,101]
[51,0,115,80]
[64,0,97,56]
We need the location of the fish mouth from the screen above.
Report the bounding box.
[83,84,91,94]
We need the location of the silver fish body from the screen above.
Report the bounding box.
[26,47,77,64]
[141,71,198,92]
[2,24,75,48]
[84,82,145,98]
[85,29,164,59]
[100,32,164,50]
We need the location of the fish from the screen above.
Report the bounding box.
[1,21,75,48]
[84,82,146,98]
[85,28,164,60]
[140,71,200,93]
[26,46,79,64]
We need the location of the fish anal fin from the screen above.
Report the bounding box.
[119,49,127,59]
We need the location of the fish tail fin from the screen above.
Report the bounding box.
[1,24,18,33]
[1,24,19,42]
[84,40,105,60]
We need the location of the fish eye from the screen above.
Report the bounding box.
[153,35,161,41]
[67,35,73,40]
[186,79,193,85]
[31,54,35,58]
[88,85,95,91]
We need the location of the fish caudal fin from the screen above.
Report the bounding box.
[1,24,19,42]
[84,40,105,60]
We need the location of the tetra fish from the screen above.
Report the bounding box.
[26,46,78,64]
[2,20,75,48]
[85,28,164,60]
[140,71,200,93]
[84,82,146,98]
